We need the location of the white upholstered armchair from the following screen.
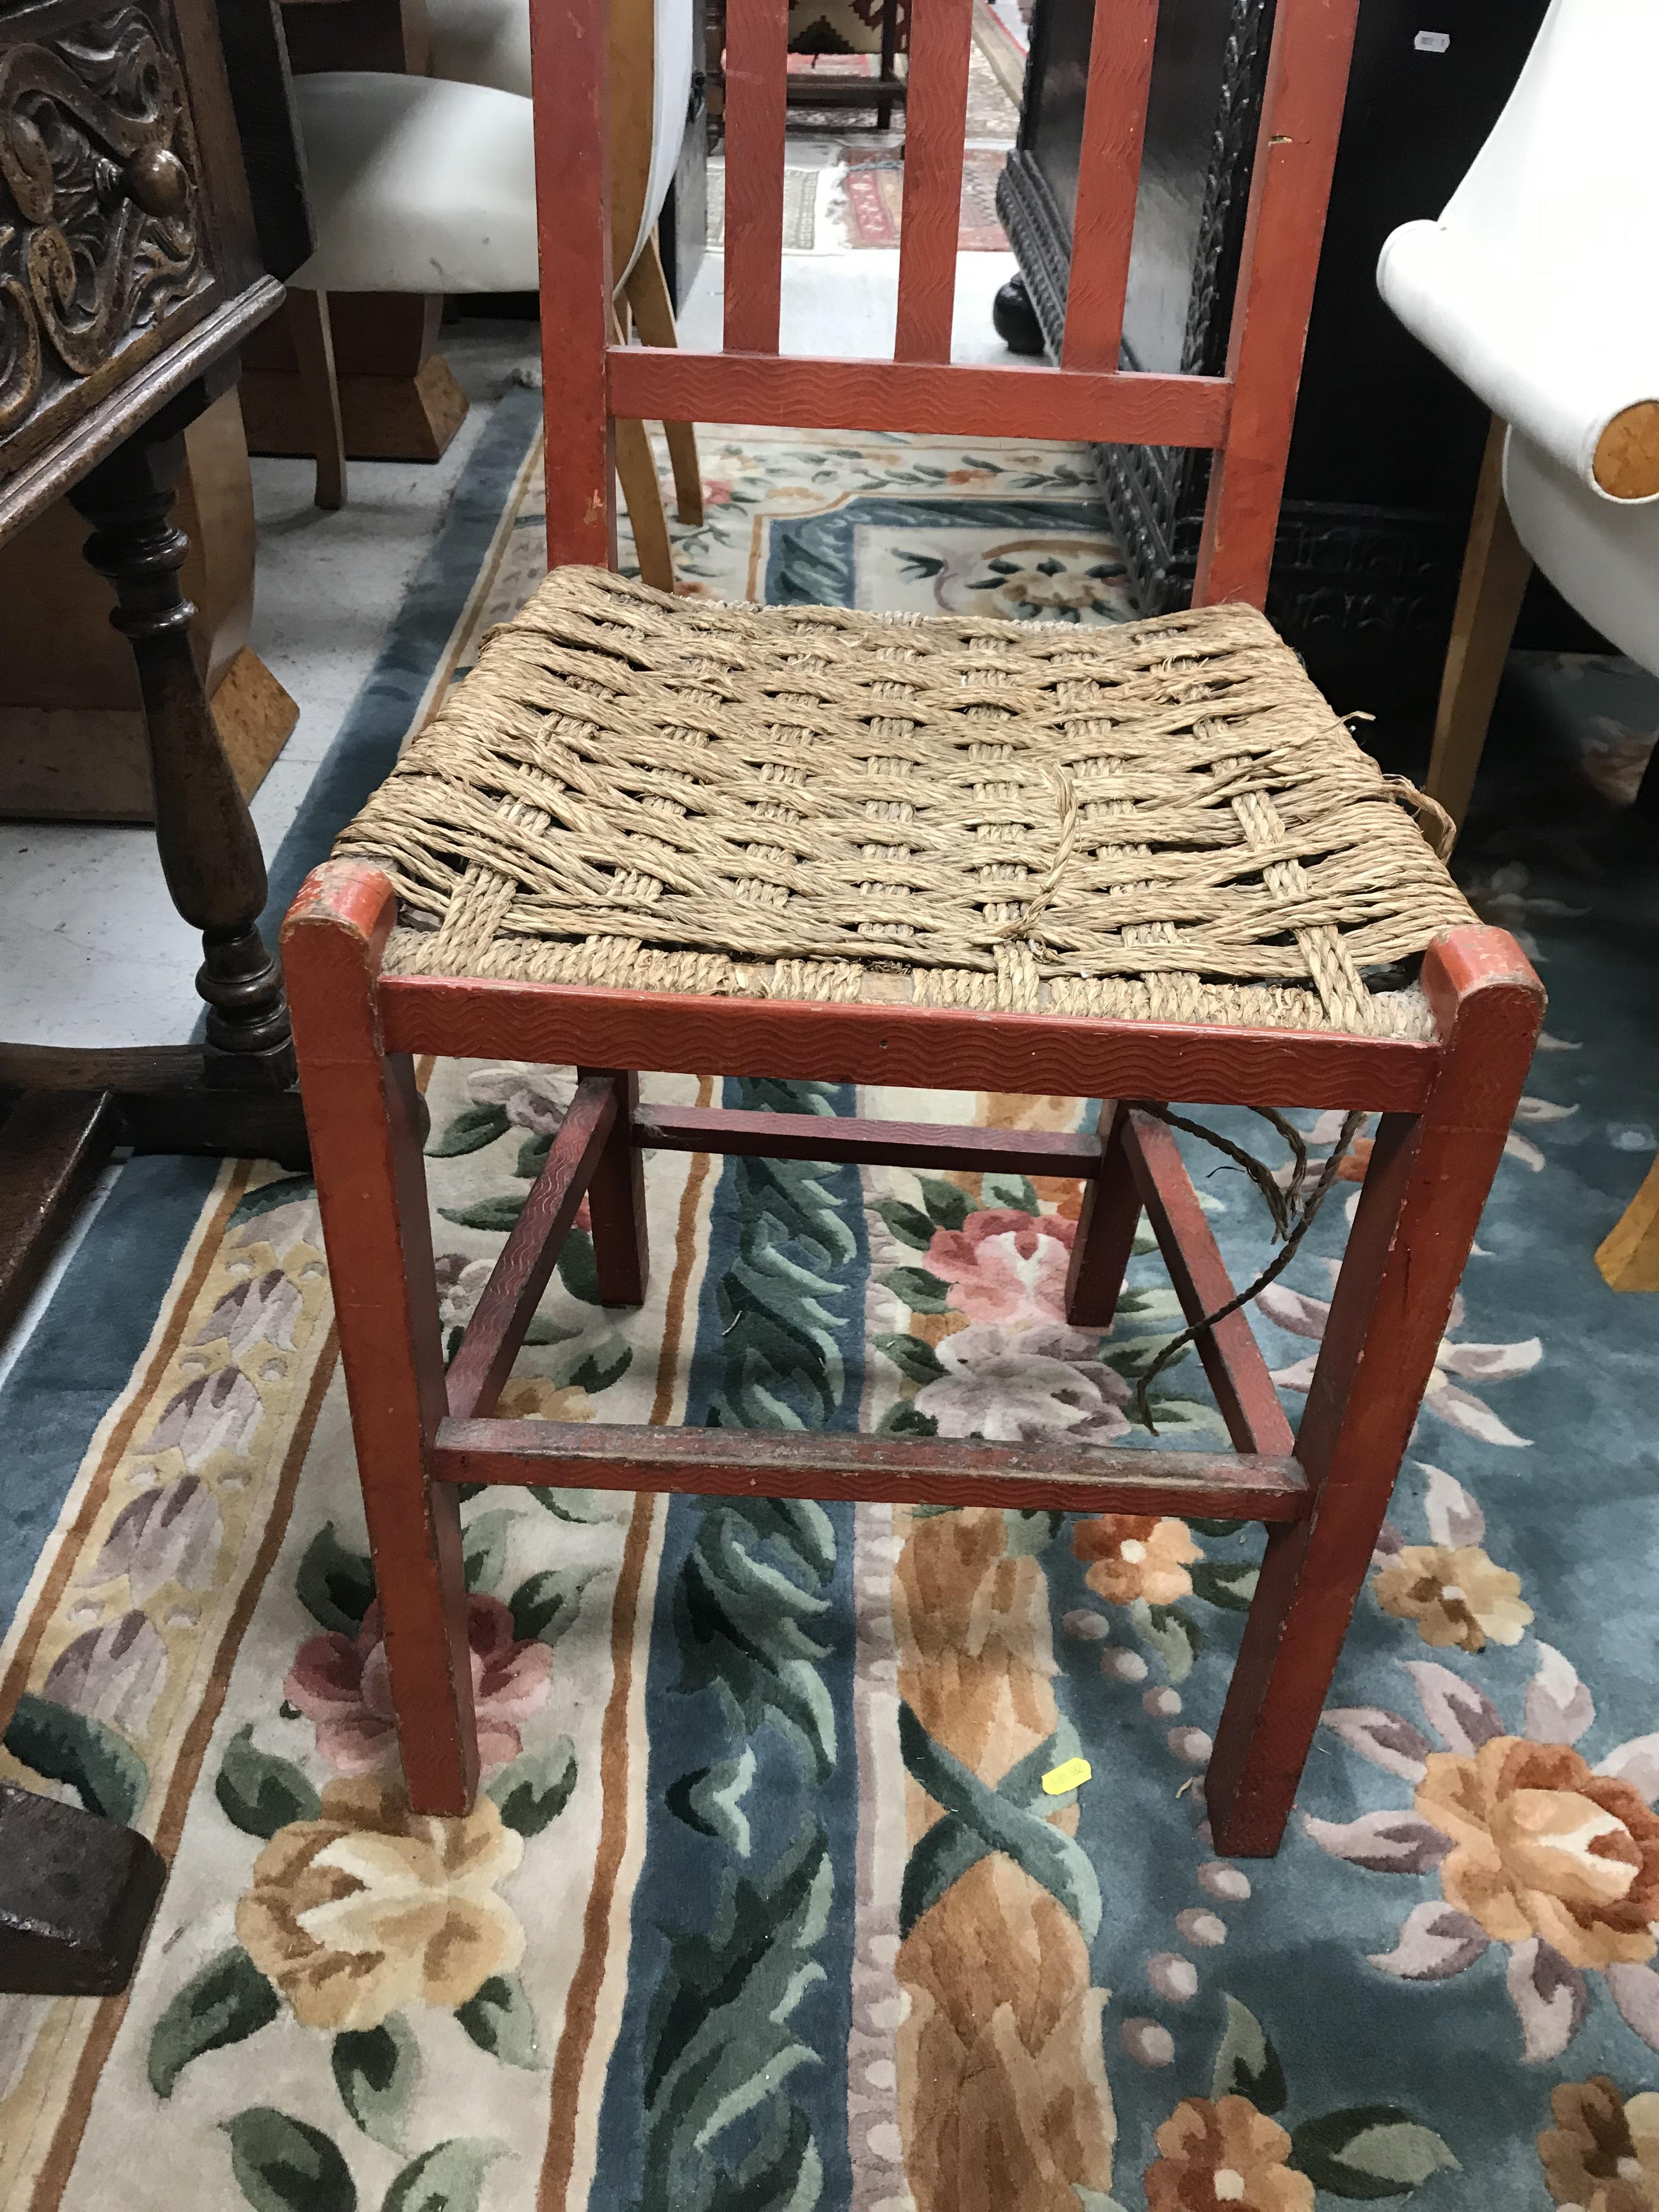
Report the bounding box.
[284,0,700,577]
[1377,0,1659,1291]
[1377,0,1659,823]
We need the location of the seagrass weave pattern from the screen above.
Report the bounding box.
[338,566,1475,1037]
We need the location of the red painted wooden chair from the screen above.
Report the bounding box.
[280,0,1543,1857]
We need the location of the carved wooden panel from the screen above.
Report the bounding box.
[0,0,217,479]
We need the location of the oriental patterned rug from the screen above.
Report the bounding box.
[2,420,1658,2212]
[837,146,1009,251]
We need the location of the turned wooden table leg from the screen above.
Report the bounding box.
[69,404,295,1091]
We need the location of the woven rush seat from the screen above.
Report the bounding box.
[337,565,1475,1039]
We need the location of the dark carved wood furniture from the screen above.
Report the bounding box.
[0,0,312,1999]
[284,0,1541,1860]
[0,390,300,820]
[0,0,312,1347]
[998,0,1561,683]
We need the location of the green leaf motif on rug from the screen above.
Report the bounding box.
[1212,1996,1287,2115]
[872,1331,946,1387]
[425,1103,510,1158]
[528,1485,612,1521]
[1289,2107,1459,2197]
[981,1172,1040,1214]
[508,1567,595,1647]
[229,1177,317,1230]
[4,1691,146,1824]
[915,1175,974,1231]
[879,1398,939,1439]
[1189,1561,1260,1612]
[150,1946,280,2098]
[332,2016,419,2149]
[488,1736,577,1837]
[557,1228,602,1305]
[877,1266,951,1314]
[296,1524,375,1635]
[634,1079,856,2207]
[461,1507,516,1594]
[706,1080,854,1432]
[666,1747,756,1858]
[673,1503,837,1779]
[381,2138,506,2212]
[1128,1599,1203,1684]
[898,1705,1101,1943]
[1003,1508,1065,1558]
[635,1822,833,2207]
[455,1973,540,2068]
[216,1725,321,1838]
[515,1130,552,1180]
[556,1333,633,1393]
[873,1198,936,1252]
[438,1194,527,1234]
[1194,2003,1456,2202]
[222,2107,356,2212]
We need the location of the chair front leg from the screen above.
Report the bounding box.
[283,864,479,1814]
[1206,930,1543,1855]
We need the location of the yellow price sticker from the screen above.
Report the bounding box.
[1040,1757,1092,1796]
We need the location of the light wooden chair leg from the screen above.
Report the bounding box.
[1206,930,1543,1856]
[1425,413,1534,835]
[287,287,348,512]
[1596,1154,1659,1291]
[580,1068,650,1305]
[622,236,704,526]
[1064,1103,1139,1328]
[615,414,675,592]
[281,864,479,1814]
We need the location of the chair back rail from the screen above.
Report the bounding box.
[531,0,1362,605]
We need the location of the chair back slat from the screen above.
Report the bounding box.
[722,0,788,352]
[893,0,975,363]
[1061,0,1158,371]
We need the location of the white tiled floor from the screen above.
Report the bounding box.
[679,244,1021,365]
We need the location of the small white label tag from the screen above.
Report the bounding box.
[1414,29,1451,51]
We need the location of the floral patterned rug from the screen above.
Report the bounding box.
[2,424,1658,2212]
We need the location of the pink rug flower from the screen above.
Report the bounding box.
[286,1593,553,1776]
[926,1207,1078,1327]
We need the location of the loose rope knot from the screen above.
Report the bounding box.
[990,765,1079,945]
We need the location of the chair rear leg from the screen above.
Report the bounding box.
[1065,1102,1140,1328]
[283,863,479,1814]
[622,239,704,527]
[582,1068,649,1306]
[1206,932,1543,1855]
